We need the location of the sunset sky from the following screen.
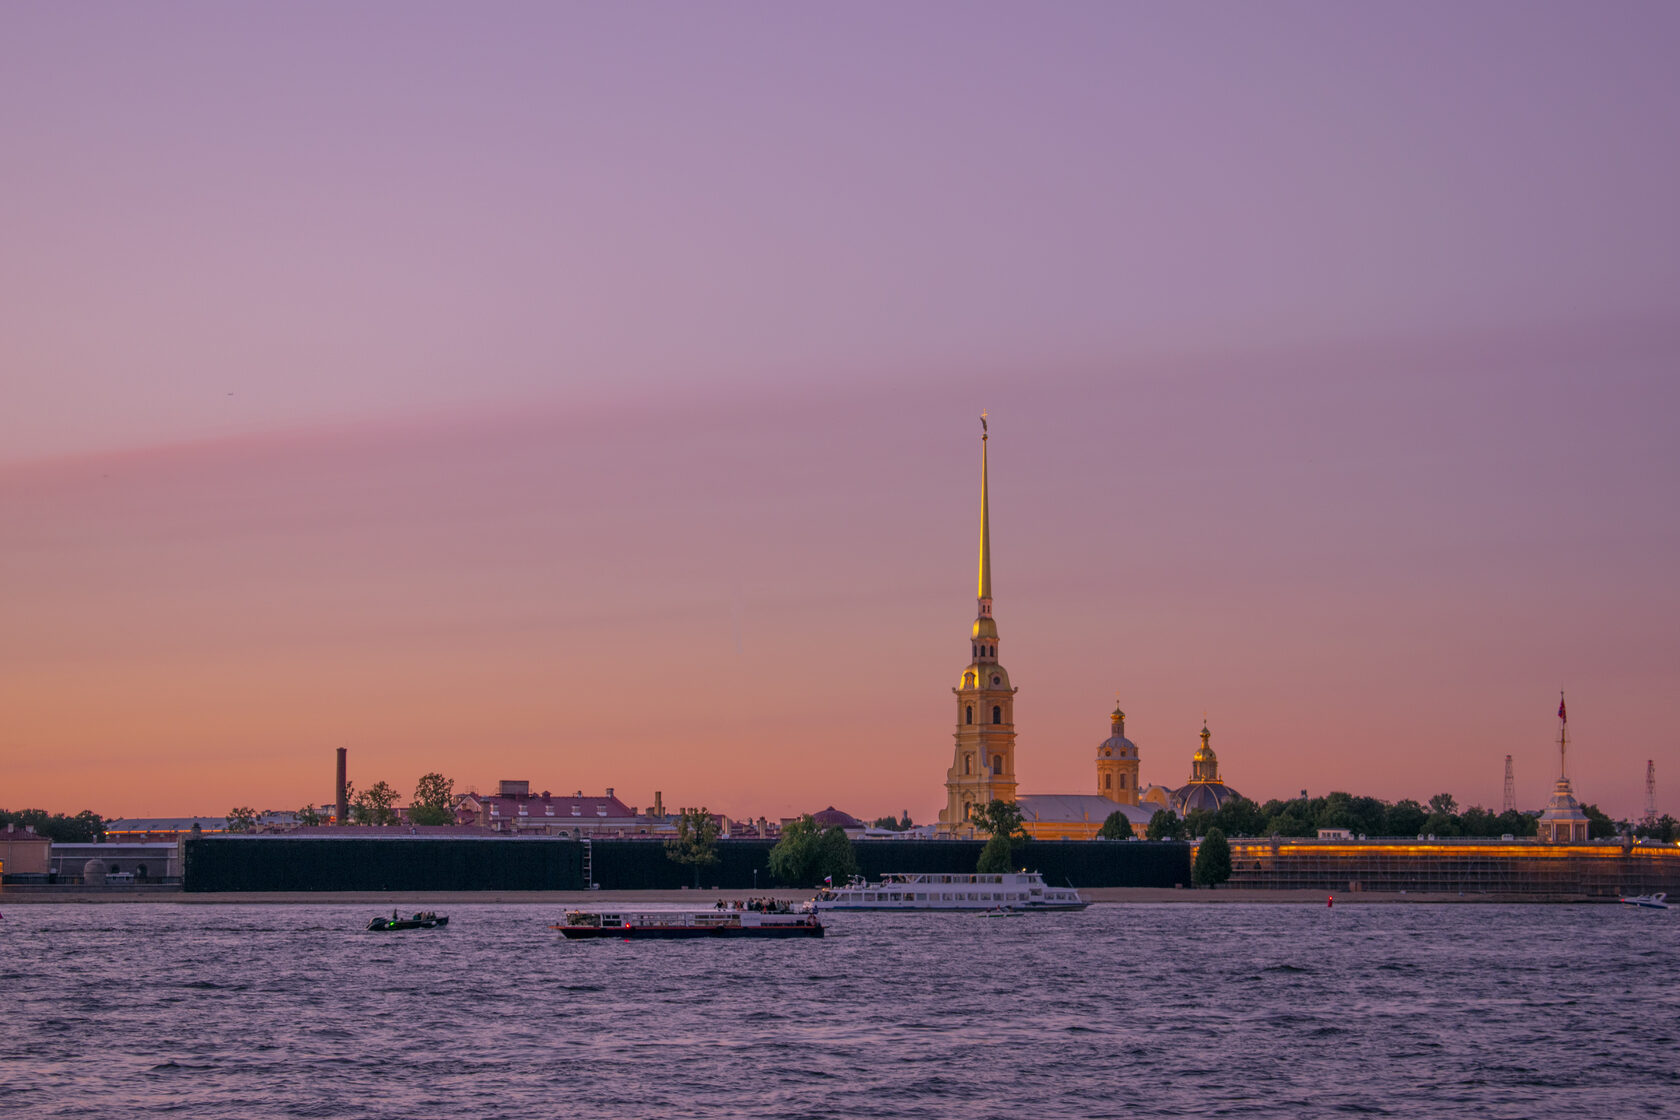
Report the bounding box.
[3,3,1677,821]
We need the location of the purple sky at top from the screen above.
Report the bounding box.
[2,3,1677,819]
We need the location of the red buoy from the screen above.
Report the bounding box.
[1327,895,1334,908]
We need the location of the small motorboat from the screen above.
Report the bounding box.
[1618,893,1669,910]
[367,911,450,931]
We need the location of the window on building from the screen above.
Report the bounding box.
[993,705,1002,724]
[1105,773,1112,790]
[965,755,972,775]
[992,755,1002,774]
[966,706,973,725]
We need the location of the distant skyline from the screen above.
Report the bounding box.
[3,4,1677,819]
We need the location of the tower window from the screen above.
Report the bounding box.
[965,755,972,775]
[1120,774,1128,789]
[992,755,1002,774]
[966,706,973,725]
[1105,773,1112,790]
[992,705,1002,724]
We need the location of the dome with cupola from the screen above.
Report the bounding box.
[1097,705,1138,760]
[1170,722,1243,815]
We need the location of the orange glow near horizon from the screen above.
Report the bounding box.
[5,349,1676,824]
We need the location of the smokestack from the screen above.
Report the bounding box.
[336,748,348,825]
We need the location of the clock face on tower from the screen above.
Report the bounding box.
[991,674,1001,686]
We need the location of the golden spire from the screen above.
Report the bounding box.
[977,411,991,603]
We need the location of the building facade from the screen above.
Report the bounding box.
[455,781,672,838]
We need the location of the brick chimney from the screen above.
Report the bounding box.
[336,748,348,825]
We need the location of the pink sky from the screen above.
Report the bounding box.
[3,4,1677,820]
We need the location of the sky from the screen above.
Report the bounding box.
[3,3,1678,821]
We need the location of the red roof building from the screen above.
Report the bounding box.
[455,781,674,838]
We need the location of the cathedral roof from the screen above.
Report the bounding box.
[1017,795,1132,824]
[1171,781,1242,816]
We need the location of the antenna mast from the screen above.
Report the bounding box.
[1502,754,1516,814]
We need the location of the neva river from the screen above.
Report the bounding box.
[1,902,1674,1118]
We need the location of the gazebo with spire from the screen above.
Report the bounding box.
[1536,692,1591,843]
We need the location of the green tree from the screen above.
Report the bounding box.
[1212,795,1267,838]
[1635,814,1677,842]
[1146,809,1186,841]
[769,815,856,886]
[352,781,400,826]
[226,806,258,833]
[1580,803,1619,839]
[1385,799,1428,837]
[408,772,456,826]
[769,814,822,885]
[0,809,106,842]
[664,807,721,887]
[1494,809,1536,837]
[971,799,1027,841]
[1428,792,1459,816]
[1193,826,1232,887]
[970,799,1029,873]
[1097,811,1134,840]
[1421,810,1459,837]
[977,831,1015,873]
[817,825,858,884]
[1181,807,1216,838]
[296,805,323,827]
[1458,806,1499,837]
[870,813,911,831]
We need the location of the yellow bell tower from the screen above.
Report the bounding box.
[1096,703,1141,805]
[940,414,1018,836]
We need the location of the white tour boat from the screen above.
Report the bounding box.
[813,871,1088,912]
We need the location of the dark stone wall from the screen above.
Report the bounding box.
[184,835,1190,892]
[184,836,586,892]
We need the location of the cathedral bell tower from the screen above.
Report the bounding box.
[1096,703,1141,805]
[940,414,1018,837]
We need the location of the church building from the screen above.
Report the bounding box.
[936,419,1225,840]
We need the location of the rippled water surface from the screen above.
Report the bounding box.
[1,902,1676,1118]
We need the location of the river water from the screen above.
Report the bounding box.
[1,902,1675,1118]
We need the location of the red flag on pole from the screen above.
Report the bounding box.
[1558,695,1567,723]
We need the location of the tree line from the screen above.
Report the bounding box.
[227,772,458,832]
[0,808,105,842]
[1105,790,1639,843]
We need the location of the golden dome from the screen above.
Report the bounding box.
[972,616,998,640]
[1190,723,1219,782]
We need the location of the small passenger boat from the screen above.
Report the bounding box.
[1618,892,1669,910]
[813,871,1088,912]
[367,911,450,931]
[552,907,824,939]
